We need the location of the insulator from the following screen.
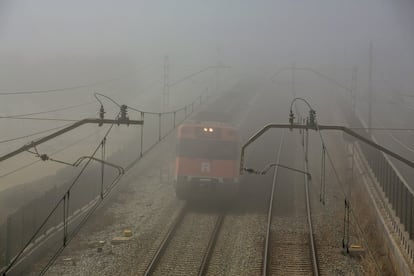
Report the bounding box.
[99,105,105,119]
[309,109,316,127]
[119,104,129,126]
[120,105,128,119]
[289,110,295,126]
[40,154,49,161]
[99,105,105,127]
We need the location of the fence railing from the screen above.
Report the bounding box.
[343,106,414,262]
[0,93,207,275]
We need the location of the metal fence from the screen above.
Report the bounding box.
[0,94,206,274]
[344,107,414,260]
[0,186,63,265]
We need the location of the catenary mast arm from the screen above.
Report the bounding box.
[0,118,143,162]
[240,123,414,174]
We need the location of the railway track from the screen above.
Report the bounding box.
[262,131,320,275]
[143,204,225,276]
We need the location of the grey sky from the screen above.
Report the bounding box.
[1,0,413,92]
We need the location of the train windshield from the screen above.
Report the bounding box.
[177,139,238,160]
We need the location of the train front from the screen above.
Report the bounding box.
[174,122,240,200]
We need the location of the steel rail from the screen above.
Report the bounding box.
[263,131,285,275]
[250,128,319,275]
[144,204,188,276]
[198,212,225,276]
[304,146,320,275]
[144,205,226,276]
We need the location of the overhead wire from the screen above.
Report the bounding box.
[4,112,120,275]
[290,95,382,272]
[3,90,207,274]
[0,123,73,144]
[313,119,383,275]
[168,66,214,87]
[290,109,382,273]
[0,98,118,152]
[0,101,121,145]
[371,117,414,154]
[0,128,104,178]
[348,127,414,131]
[94,93,121,107]
[0,104,120,178]
[39,92,206,274]
[0,117,79,122]
[38,112,121,275]
[287,95,381,272]
[140,78,163,91]
[0,77,122,96]
[95,92,205,115]
[0,102,122,122]
[0,69,162,177]
[0,101,95,118]
[0,64,160,98]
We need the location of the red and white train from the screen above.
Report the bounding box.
[174,120,240,200]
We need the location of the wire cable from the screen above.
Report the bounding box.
[2,92,207,275]
[1,102,95,118]
[371,117,414,154]
[0,128,104,178]
[0,117,78,122]
[289,97,382,274]
[4,113,120,275]
[348,127,414,132]
[0,105,119,177]
[94,93,121,107]
[168,66,214,87]
[0,78,120,96]
[0,123,72,144]
[127,94,204,115]
[0,101,99,122]
[0,104,119,141]
[313,120,383,275]
[94,92,204,115]
[37,114,120,275]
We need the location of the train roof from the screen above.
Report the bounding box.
[190,111,231,123]
[179,120,236,129]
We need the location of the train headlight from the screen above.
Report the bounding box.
[203,127,214,132]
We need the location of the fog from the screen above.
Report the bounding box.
[1,1,414,75]
[0,0,413,195]
[0,1,413,180]
[2,1,414,274]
